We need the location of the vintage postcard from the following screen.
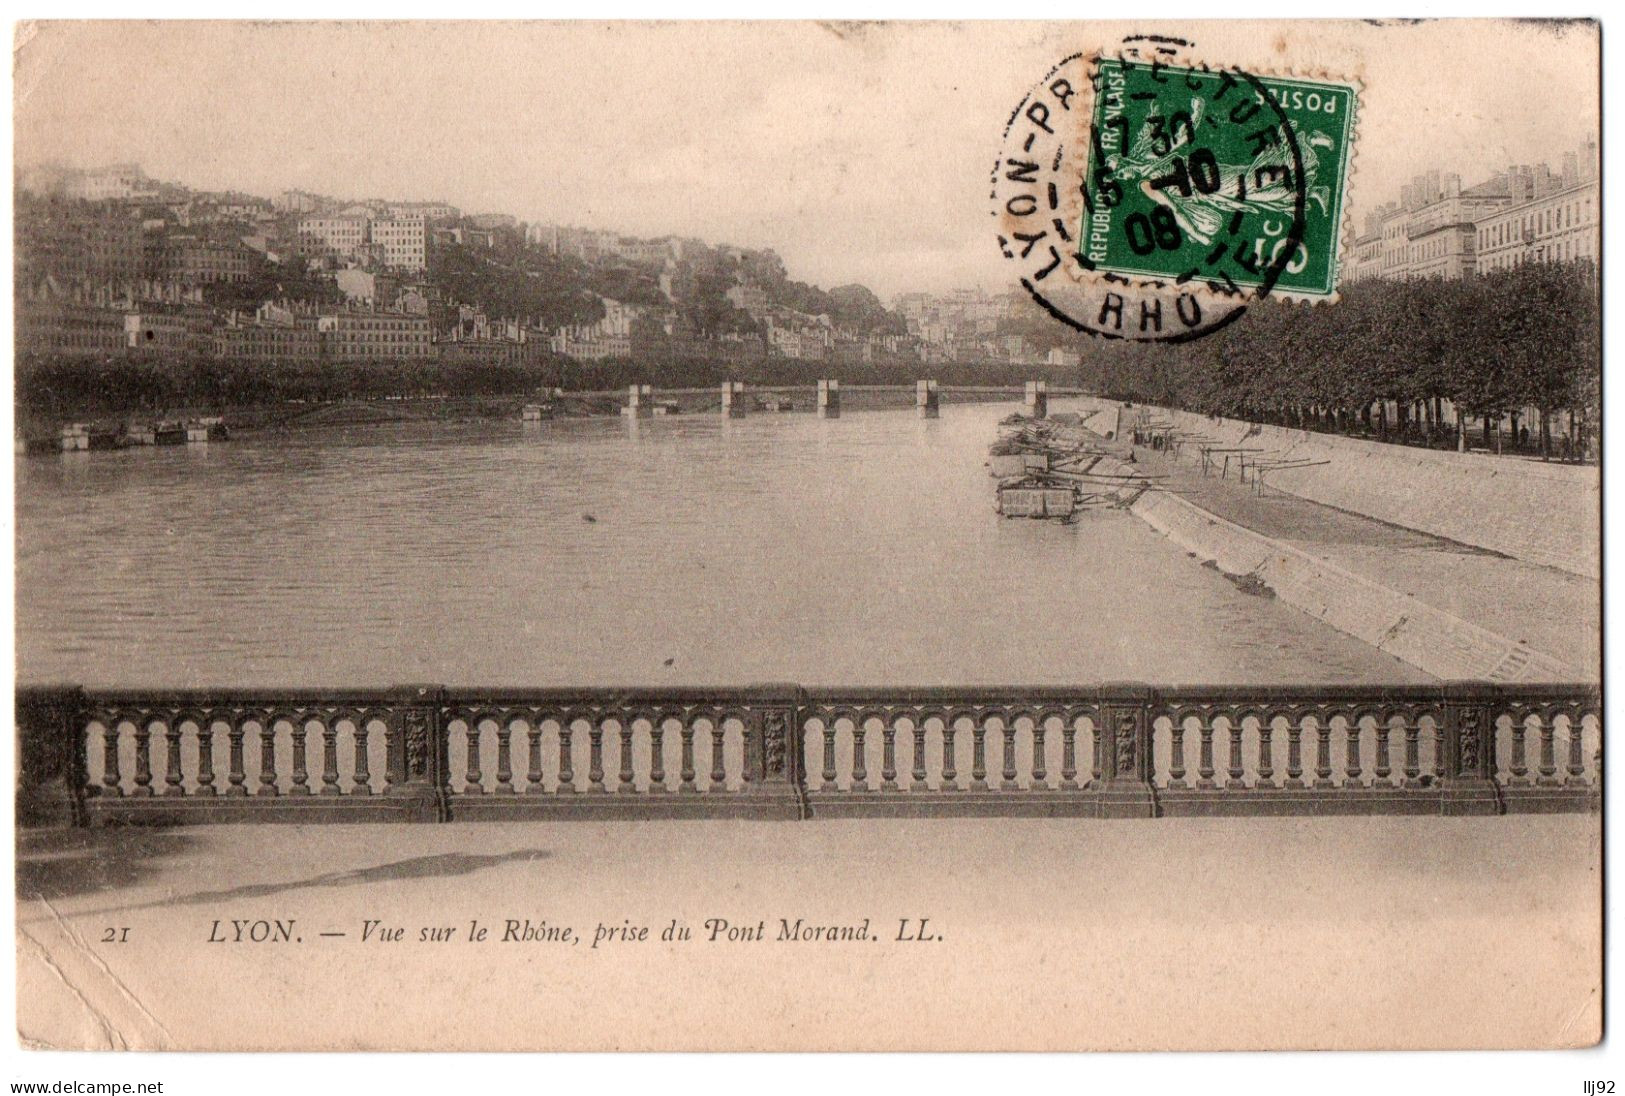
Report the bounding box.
[11,18,1602,1060]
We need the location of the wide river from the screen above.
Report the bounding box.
[16,400,1428,688]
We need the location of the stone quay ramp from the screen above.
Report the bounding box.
[1042,409,1593,683]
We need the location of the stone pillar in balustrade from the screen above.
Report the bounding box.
[1095,684,1156,818]
[742,684,808,819]
[1440,683,1502,816]
[16,686,88,827]
[386,685,450,822]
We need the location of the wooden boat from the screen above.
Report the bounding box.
[996,475,1078,519]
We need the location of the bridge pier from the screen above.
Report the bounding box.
[1024,380,1049,419]
[621,384,653,418]
[916,379,939,419]
[817,379,841,419]
[722,381,747,418]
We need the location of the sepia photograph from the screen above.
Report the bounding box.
[9,16,1604,1067]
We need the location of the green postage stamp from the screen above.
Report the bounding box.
[1082,57,1356,298]
[993,39,1361,341]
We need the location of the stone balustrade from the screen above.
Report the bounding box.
[16,683,1599,825]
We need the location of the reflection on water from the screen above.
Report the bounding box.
[15,401,1430,687]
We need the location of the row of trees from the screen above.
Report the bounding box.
[1080,261,1600,458]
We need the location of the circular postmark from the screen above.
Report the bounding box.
[991,36,1351,343]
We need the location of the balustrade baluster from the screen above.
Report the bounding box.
[257,720,279,796]
[524,720,545,793]
[1031,720,1048,789]
[910,723,928,791]
[289,720,312,795]
[679,724,697,794]
[618,722,636,794]
[1001,722,1019,790]
[1537,718,1560,787]
[101,722,123,797]
[970,722,988,791]
[820,724,838,792]
[132,721,154,797]
[1313,720,1333,789]
[1509,718,1529,784]
[1343,720,1362,788]
[495,720,517,795]
[1168,718,1187,789]
[1257,720,1274,788]
[1197,717,1216,789]
[320,719,341,795]
[588,721,608,793]
[352,719,372,795]
[648,722,667,793]
[709,723,726,791]
[160,719,184,796]
[226,719,247,796]
[195,719,217,797]
[1567,714,1587,783]
[941,721,958,790]
[852,723,870,792]
[463,720,485,794]
[1403,720,1420,784]
[1226,720,1245,789]
[557,723,576,794]
[1059,720,1077,789]
[1285,718,1305,789]
[1374,719,1392,785]
[881,721,898,791]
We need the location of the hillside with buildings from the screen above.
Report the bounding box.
[14,163,1087,408]
[12,138,1600,441]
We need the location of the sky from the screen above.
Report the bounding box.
[13,19,1600,300]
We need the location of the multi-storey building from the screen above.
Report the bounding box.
[296,209,426,272]
[124,308,216,357]
[275,189,323,214]
[16,198,146,289]
[157,236,257,284]
[316,309,433,360]
[1355,141,1598,282]
[388,201,459,222]
[215,305,322,362]
[64,164,156,203]
[1475,147,1599,273]
[370,215,427,271]
[15,296,128,357]
[1398,179,1513,280]
[296,214,371,263]
[548,330,630,360]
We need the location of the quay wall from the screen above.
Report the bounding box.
[1077,398,1600,579]
[1088,454,1578,682]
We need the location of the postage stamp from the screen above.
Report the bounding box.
[992,36,1360,342]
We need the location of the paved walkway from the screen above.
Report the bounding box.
[17,816,1601,1052]
[1136,448,1601,677]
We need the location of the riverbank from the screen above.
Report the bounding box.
[1077,396,1601,580]
[1004,411,1595,682]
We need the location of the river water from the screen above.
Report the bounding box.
[15,400,1429,687]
